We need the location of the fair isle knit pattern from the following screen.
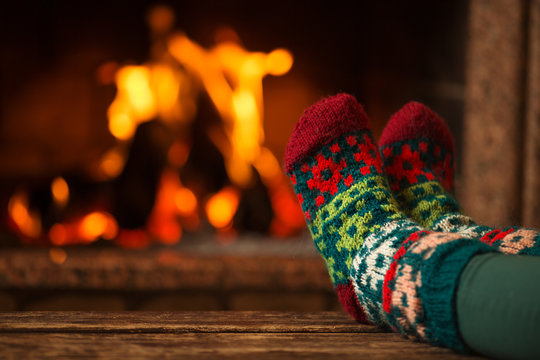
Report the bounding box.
[284,94,494,351]
[350,218,421,325]
[382,231,492,351]
[379,102,540,256]
[349,219,494,351]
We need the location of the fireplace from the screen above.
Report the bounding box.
[0,0,470,246]
[0,0,489,310]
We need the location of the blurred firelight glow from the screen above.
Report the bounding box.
[49,224,67,246]
[79,212,106,239]
[49,248,67,265]
[8,191,42,239]
[51,177,70,207]
[175,187,198,216]
[205,187,240,229]
[5,5,306,248]
[168,33,293,188]
[99,148,126,179]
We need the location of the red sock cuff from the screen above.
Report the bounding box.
[284,93,370,172]
[378,101,454,153]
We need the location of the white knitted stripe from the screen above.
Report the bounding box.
[431,214,489,238]
[350,218,421,325]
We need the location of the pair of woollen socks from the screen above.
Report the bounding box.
[284,94,540,358]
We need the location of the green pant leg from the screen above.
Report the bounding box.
[457,253,540,360]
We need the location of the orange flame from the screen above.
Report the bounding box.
[78,211,117,243]
[51,176,69,207]
[175,187,198,216]
[168,33,293,187]
[205,187,240,229]
[8,191,41,238]
[103,16,301,237]
[47,211,118,246]
[107,63,196,141]
[49,224,68,246]
[98,147,126,179]
[146,169,202,244]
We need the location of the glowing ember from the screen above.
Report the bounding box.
[205,187,240,229]
[51,177,69,207]
[8,191,41,239]
[49,224,68,246]
[115,229,150,249]
[175,187,198,216]
[79,211,118,243]
[146,170,187,244]
[99,147,126,179]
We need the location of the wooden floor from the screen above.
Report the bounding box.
[0,311,481,359]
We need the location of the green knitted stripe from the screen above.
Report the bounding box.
[310,174,403,283]
[397,181,462,228]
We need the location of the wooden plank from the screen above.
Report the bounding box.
[0,333,478,360]
[0,311,379,334]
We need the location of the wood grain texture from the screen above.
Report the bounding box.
[0,333,478,360]
[0,311,375,334]
[0,312,480,359]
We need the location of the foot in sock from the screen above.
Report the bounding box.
[284,94,493,350]
[379,102,540,255]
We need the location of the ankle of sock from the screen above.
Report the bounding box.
[382,230,495,351]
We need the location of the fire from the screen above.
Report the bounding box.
[5,6,305,248]
[168,33,293,187]
[51,176,69,207]
[146,169,199,244]
[266,49,294,75]
[48,211,119,246]
[205,187,240,229]
[79,212,113,242]
[108,66,153,140]
[8,191,41,239]
[99,147,126,179]
[107,64,195,141]
[253,147,283,187]
[49,224,67,246]
[175,187,197,216]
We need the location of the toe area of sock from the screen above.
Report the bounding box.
[378,101,454,153]
[336,282,370,324]
[284,93,370,173]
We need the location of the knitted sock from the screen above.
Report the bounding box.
[379,102,540,256]
[284,94,493,351]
